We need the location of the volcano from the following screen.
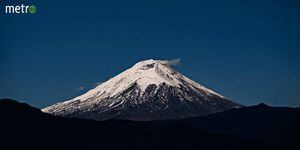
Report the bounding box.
[42,59,242,121]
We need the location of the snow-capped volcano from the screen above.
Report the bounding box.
[42,59,242,121]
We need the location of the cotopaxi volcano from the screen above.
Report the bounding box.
[42,59,242,121]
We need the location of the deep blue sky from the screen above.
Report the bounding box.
[0,0,299,108]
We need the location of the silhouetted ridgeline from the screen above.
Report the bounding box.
[0,98,299,150]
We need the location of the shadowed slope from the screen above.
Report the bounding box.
[1,98,299,150]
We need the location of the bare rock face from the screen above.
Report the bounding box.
[42,59,242,121]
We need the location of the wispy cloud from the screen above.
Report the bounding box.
[162,58,181,66]
[76,86,85,91]
[94,82,103,87]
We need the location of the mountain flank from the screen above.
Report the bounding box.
[1,98,299,150]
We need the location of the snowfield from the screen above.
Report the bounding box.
[42,59,242,121]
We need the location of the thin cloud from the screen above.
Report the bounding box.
[162,58,181,66]
[76,86,85,91]
[94,82,103,87]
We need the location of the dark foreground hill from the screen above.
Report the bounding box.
[0,98,299,150]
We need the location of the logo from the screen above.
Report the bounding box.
[4,3,37,14]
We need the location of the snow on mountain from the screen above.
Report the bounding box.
[42,59,242,121]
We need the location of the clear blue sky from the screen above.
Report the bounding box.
[0,0,299,108]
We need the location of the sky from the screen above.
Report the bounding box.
[0,0,299,108]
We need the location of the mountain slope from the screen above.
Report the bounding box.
[1,99,299,150]
[184,103,300,145]
[42,59,241,120]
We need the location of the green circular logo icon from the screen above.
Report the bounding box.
[28,5,37,14]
